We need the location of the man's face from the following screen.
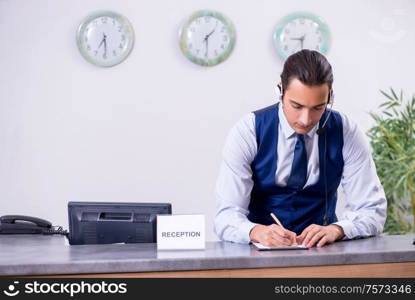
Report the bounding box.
[281,78,330,135]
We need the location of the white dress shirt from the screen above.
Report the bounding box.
[214,105,387,244]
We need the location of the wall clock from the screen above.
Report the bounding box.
[179,9,236,67]
[273,12,331,61]
[76,11,135,67]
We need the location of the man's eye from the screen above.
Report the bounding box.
[293,105,302,110]
[314,107,324,111]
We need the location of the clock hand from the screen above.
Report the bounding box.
[203,21,218,59]
[98,37,105,49]
[203,21,218,42]
[299,34,305,50]
[207,21,218,38]
[202,34,210,58]
[98,33,107,51]
[290,34,306,50]
[204,38,209,58]
[290,35,304,41]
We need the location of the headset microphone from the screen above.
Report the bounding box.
[315,89,334,225]
[316,108,333,135]
[317,89,334,135]
[319,90,334,226]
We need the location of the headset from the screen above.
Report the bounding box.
[277,82,334,226]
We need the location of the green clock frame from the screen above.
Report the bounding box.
[76,11,135,67]
[273,11,331,61]
[179,9,236,67]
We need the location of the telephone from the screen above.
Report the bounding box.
[0,215,66,235]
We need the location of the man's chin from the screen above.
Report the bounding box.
[294,127,312,135]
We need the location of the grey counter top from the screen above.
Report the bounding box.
[0,234,414,276]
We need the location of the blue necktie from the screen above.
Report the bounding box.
[286,133,308,190]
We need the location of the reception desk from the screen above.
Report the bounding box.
[0,234,414,277]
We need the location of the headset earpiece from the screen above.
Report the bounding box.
[277,83,283,101]
[328,89,334,104]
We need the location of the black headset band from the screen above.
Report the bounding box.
[278,83,334,103]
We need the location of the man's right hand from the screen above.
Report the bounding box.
[249,224,297,246]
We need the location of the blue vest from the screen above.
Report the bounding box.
[248,103,344,234]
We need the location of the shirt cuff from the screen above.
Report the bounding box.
[332,220,357,240]
[240,220,259,244]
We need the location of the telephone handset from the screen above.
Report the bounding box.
[0,215,52,234]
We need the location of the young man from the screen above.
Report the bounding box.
[214,50,387,248]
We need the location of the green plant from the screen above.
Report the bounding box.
[367,88,415,234]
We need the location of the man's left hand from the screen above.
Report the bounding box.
[297,224,345,248]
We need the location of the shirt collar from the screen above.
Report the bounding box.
[278,103,319,139]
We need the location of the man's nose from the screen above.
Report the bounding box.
[299,110,312,126]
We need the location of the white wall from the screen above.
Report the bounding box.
[0,0,414,241]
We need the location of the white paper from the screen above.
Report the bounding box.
[253,242,308,250]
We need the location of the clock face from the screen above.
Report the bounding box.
[273,12,331,61]
[76,11,134,67]
[179,10,236,66]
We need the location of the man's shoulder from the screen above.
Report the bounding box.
[332,110,358,137]
[252,103,279,116]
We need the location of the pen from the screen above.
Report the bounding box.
[270,212,299,246]
[270,212,284,228]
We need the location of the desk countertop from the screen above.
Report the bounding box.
[0,234,414,276]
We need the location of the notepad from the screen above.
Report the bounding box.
[253,242,309,251]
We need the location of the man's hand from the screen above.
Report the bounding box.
[249,224,297,247]
[297,224,345,248]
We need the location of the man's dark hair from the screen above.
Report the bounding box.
[280,49,333,101]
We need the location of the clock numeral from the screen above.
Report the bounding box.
[188,43,193,49]
[121,34,126,41]
[196,49,200,54]
[93,20,98,26]
[285,28,290,34]
[119,43,123,49]
[315,45,320,51]
[318,36,322,43]
[113,50,117,56]
[86,45,91,51]
[223,35,228,42]
[103,53,107,60]
[94,50,98,56]
[101,17,107,24]
[214,50,218,56]
[118,25,123,32]
[112,19,116,26]
[284,45,288,51]
[204,16,211,23]
[220,44,225,49]
[221,26,226,33]
[190,27,195,32]
[84,36,88,42]
[196,18,201,24]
